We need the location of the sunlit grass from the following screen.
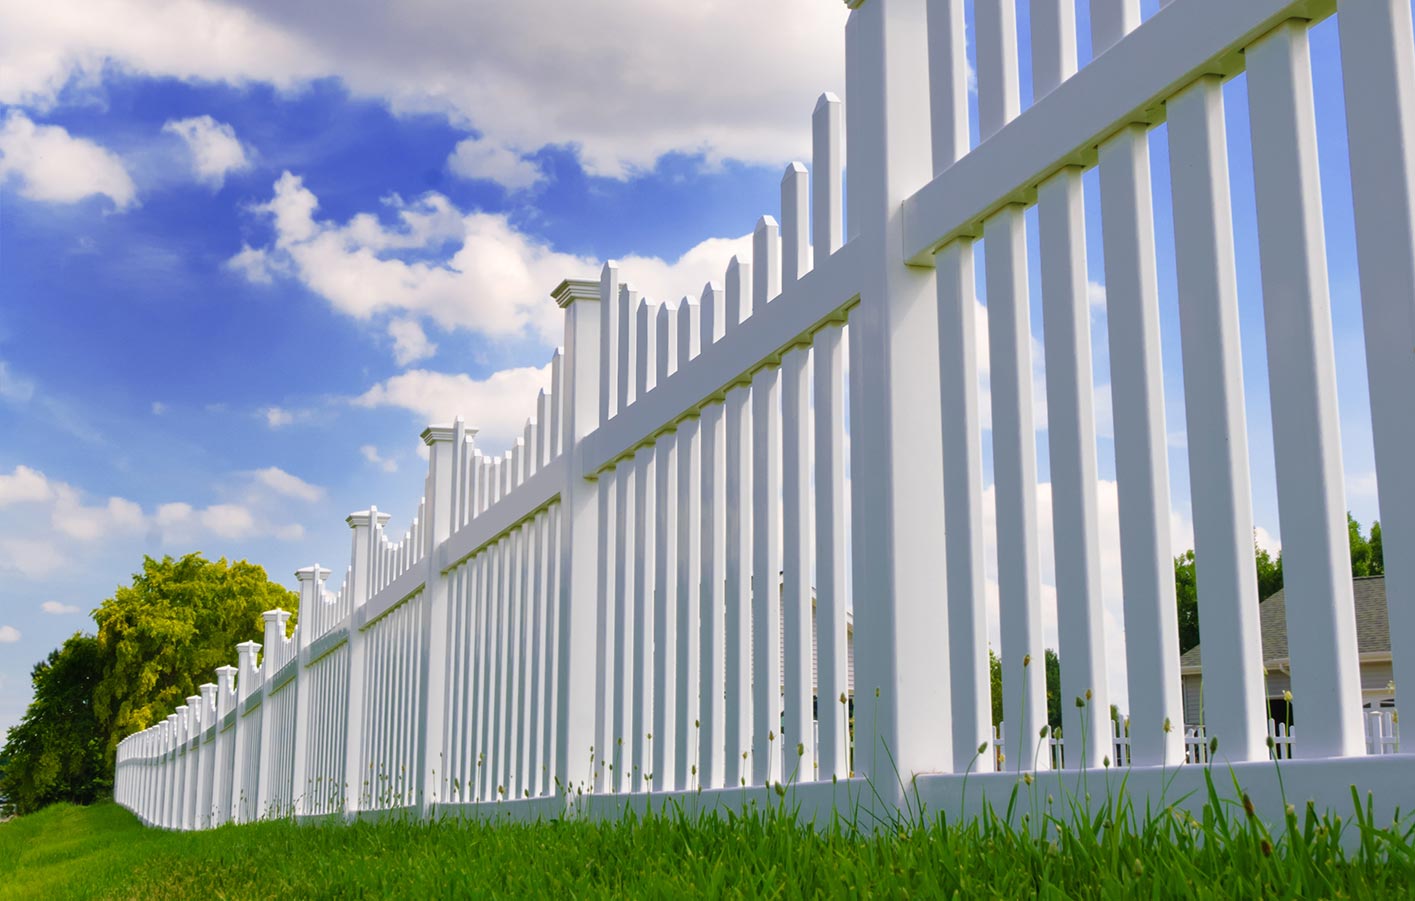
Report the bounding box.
[4,773,1414,900]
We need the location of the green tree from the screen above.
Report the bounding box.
[1044,649,1062,730]
[1174,538,1284,656]
[1349,513,1374,577]
[0,634,107,816]
[1174,549,1199,655]
[1173,515,1388,655]
[987,648,1062,729]
[0,553,297,815]
[92,553,297,758]
[1255,543,1284,602]
[989,649,1003,727]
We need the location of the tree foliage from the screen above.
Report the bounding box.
[0,635,107,815]
[987,648,1062,729]
[1173,514,1382,656]
[91,554,296,756]
[0,554,295,815]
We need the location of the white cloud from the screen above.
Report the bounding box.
[162,115,249,187]
[253,466,324,502]
[226,244,277,284]
[0,2,847,178]
[52,486,144,540]
[361,444,398,473]
[0,538,62,579]
[0,111,136,208]
[355,365,551,452]
[1087,280,1107,308]
[0,626,19,643]
[0,464,312,581]
[0,464,52,506]
[0,361,36,403]
[616,234,754,304]
[388,318,437,366]
[263,406,295,428]
[233,173,766,354]
[447,136,544,190]
[198,503,256,539]
[232,173,576,344]
[41,600,80,615]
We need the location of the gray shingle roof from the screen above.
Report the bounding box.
[1178,575,1388,669]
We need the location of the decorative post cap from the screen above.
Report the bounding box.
[346,508,394,529]
[551,278,600,308]
[421,423,468,445]
[294,565,332,582]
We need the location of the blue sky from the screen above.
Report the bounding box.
[0,2,1386,734]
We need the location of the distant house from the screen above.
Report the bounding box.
[1179,575,1395,725]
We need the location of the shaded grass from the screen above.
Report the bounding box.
[4,786,1415,899]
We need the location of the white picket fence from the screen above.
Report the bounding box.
[116,0,1415,831]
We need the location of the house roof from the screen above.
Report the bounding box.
[1178,575,1388,670]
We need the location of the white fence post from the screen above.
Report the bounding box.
[418,422,461,813]
[1247,19,1364,759]
[291,565,328,816]
[844,0,953,786]
[229,640,260,823]
[1340,0,1415,719]
[197,683,217,827]
[213,664,236,824]
[343,508,387,814]
[254,609,291,818]
[553,277,602,796]
[1166,75,1268,762]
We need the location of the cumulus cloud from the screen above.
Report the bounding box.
[41,601,81,615]
[0,464,308,578]
[616,234,754,304]
[0,111,136,208]
[0,464,52,506]
[361,444,398,473]
[0,626,19,643]
[0,1,846,178]
[232,172,764,353]
[263,406,295,428]
[355,365,552,452]
[199,503,256,539]
[388,319,437,366]
[447,136,544,190]
[162,115,250,187]
[226,244,277,284]
[232,173,578,343]
[253,466,324,502]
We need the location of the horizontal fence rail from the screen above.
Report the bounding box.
[117,0,1414,832]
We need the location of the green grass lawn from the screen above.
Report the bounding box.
[4,787,1415,899]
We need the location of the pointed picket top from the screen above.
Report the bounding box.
[812,91,845,255]
[656,299,675,381]
[678,293,701,368]
[752,216,781,312]
[782,163,810,285]
[700,281,722,346]
[724,256,750,333]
